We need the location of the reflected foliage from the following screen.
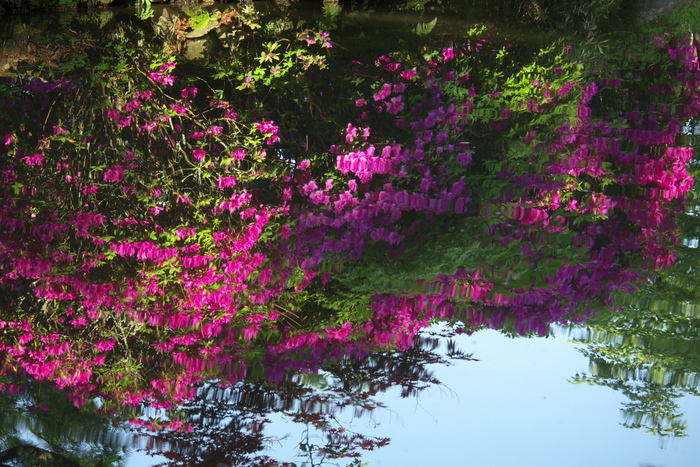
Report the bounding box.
[571,147,700,440]
[0,0,699,464]
[130,332,471,466]
[0,383,129,467]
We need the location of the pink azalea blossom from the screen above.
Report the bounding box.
[23,154,43,166]
[192,149,206,161]
[103,166,125,182]
[171,104,187,115]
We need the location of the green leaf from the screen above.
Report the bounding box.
[415,17,437,37]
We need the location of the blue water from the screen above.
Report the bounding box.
[252,325,700,467]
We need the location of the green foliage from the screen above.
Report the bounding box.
[654,1,700,35]
[135,0,154,21]
[184,7,218,31]
[0,384,129,466]
[414,17,438,37]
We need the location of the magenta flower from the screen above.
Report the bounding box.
[171,104,187,115]
[231,148,246,161]
[192,149,206,161]
[103,165,125,183]
[255,120,280,144]
[118,115,132,128]
[141,121,157,132]
[181,87,198,99]
[95,340,116,352]
[22,153,43,166]
[217,176,237,189]
[18,333,34,345]
[373,83,393,101]
[82,185,98,195]
[345,123,358,143]
[400,69,417,80]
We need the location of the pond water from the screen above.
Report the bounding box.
[2,1,700,466]
[128,324,700,466]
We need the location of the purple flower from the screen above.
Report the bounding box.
[386,96,405,115]
[457,152,473,167]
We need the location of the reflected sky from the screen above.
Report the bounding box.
[251,325,700,467]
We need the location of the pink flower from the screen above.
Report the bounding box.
[181,87,198,99]
[442,47,455,60]
[95,340,115,351]
[70,317,88,328]
[386,96,405,115]
[19,333,34,344]
[105,109,120,121]
[345,123,358,143]
[118,116,132,128]
[400,69,417,80]
[82,185,98,195]
[153,342,175,351]
[23,153,43,166]
[171,104,187,115]
[255,120,280,144]
[192,149,206,161]
[103,166,125,182]
[373,83,393,101]
[217,176,237,188]
[141,121,157,132]
[231,148,246,161]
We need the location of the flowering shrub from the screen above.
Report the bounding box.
[0,14,697,446]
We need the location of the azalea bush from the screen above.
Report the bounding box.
[0,7,697,446]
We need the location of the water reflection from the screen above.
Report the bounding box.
[1,1,700,466]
